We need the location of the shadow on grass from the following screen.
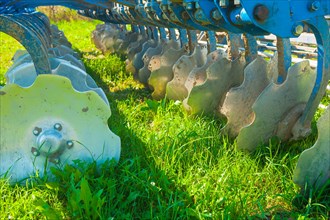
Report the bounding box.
[68,50,329,218]
[105,77,329,218]
[101,89,197,218]
[109,87,151,102]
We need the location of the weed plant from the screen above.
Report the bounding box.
[0,18,329,219]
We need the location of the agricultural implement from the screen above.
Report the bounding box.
[0,1,329,190]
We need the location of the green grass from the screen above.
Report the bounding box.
[0,19,329,219]
[0,33,24,85]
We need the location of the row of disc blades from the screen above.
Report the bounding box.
[92,23,329,189]
[0,24,120,182]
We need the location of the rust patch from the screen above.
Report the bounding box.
[82,107,89,112]
[87,93,91,101]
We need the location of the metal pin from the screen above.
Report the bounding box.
[33,127,41,136]
[310,1,320,11]
[211,10,222,21]
[54,123,62,131]
[31,147,40,156]
[67,140,74,148]
[253,4,269,22]
[292,24,304,36]
[186,3,193,10]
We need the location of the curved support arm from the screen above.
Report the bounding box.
[292,16,329,139]
[0,14,51,74]
[300,17,330,126]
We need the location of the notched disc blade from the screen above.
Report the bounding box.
[50,24,72,48]
[49,45,78,58]
[186,56,245,115]
[293,105,330,189]
[117,32,139,53]
[221,56,274,137]
[92,23,121,54]
[126,36,148,74]
[183,49,227,111]
[138,40,180,85]
[148,47,187,100]
[138,41,164,85]
[184,49,226,94]
[236,60,316,151]
[0,75,120,181]
[127,36,147,60]
[166,45,208,101]
[6,58,109,106]
[131,40,157,77]
[58,54,86,71]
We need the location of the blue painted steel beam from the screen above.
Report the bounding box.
[299,16,330,128]
[3,0,326,39]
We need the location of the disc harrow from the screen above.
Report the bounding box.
[0,0,329,189]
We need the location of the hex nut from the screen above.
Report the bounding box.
[54,123,62,131]
[253,4,269,22]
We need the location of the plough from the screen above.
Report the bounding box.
[0,1,329,190]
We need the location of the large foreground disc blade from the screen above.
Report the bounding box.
[0,75,120,181]
[6,58,109,106]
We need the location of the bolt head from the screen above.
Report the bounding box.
[54,123,62,131]
[186,2,193,10]
[292,24,304,36]
[67,140,74,149]
[253,4,269,22]
[33,127,42,136]
[211,10,222,21]
[310,1,320,11]
[50,158,60,164]
[194,10,203,20]
[235,14,241,22]
[31,147,40,156]
[219,0,228,7]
